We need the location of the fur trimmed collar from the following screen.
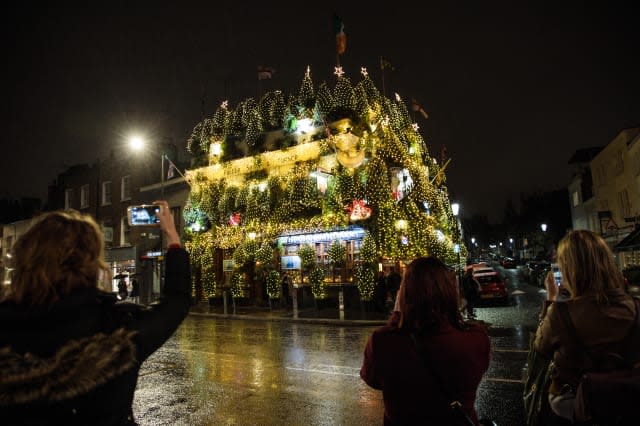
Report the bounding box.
[0,328,137,406]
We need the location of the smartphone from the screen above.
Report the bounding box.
[127,205,161,226]
[551,263,562,286]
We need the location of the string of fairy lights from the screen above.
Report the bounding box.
[184,66,467,300]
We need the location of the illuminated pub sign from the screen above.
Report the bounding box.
[276,226,365,246]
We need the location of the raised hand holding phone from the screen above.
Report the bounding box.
[153,200,181,248]
[545,270,560,301]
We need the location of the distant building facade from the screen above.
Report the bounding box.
[45,140,191,302]
[568,147,603,232]
[569,127,640,268]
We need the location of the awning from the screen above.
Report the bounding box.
[105,246,137,262]
[614,226,640,252]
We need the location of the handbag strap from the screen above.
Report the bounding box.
[557,298,640,366]
[409,333,462,406]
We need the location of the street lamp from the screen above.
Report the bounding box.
[540,223,548,259]
[128,135,167,199]
[129,134,168,299]
[451,203,462,282]
[451,202,459,217]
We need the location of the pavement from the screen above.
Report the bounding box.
[189,299,393,326]
[188,299,495,329]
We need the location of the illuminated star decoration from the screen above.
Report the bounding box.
[305,66,311,78]
[360,67,368,77]
[412,123,419,131]
[221,100,229,109]
[334,66,345,78]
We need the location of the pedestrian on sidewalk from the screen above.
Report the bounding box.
[374,271,388,313]
[462,268,480,320]
[386,269,401,307]
[281,273,291,307]
[360,257,490,425]
[129,278,140,304]
[0,201,191,425]
[117,277,129,301]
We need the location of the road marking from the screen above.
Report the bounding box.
[538,289,547,293]
[492,348,529,353]
[286,366,526,385]
[285,366,360,377]
[511,290,525,295]
[484,377,525,384]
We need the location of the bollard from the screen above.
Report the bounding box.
[339,287,345,321]
[292,285,298,319]
[223,290,228,315]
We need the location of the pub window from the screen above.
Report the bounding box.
[80,184,90,209]
[102,181,112,205]
[64,188,73,209]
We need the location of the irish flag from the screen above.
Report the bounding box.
[334,15,346,55]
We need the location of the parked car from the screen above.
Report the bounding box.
[474,271,508,303]
[623,265,640,297]
[500,257,517,269]
[527,261,550,287]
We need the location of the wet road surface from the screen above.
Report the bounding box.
[133,265,546,425]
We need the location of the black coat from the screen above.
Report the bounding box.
[0,248,191,426]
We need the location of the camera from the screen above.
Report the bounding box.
[127,205,161,226]
[551,263,562,286]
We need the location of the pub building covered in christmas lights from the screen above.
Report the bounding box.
[183,66,465,307]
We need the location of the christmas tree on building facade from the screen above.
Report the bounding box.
[184,66,465,303]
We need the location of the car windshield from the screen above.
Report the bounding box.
[476,274,500,284]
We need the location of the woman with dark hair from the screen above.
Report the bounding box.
[360,257,490,425]
[534,230,637,422]
[0,201,191,425]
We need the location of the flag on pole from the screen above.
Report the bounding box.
[334,15,347,55]
[257,66,275,80]
[167,163,177,180]
[411,98,429,119]
[380,56,395,71]
[166,157,182,180]
[439,145,449,165]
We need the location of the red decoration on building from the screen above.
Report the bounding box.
[228,212,241,226]
[348,200,372,221]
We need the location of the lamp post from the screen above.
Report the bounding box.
[129,135,165,199]
[540,223,547,259]
[451,203,462,282]
[129,135,167,298]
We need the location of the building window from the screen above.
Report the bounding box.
[614,151,624,176]
[618,189,631,217]
[65,188,73,209]
[121,175,131,201]
[102,181,112,205]
[120,216,131,246]
[572,190,580,207]
[80,184,90,209]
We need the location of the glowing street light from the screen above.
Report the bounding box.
[541,223,547,232]
[129,135,145,152]
[128,134,166,199]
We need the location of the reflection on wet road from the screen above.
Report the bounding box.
[133,265,545,425]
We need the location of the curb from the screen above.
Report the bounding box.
[188,311,387,326]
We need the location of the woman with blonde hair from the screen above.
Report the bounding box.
[534,229,638,423]
[0,201,191,425]
[361,257,490,425]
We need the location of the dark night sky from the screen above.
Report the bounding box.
[2,1,639,222]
